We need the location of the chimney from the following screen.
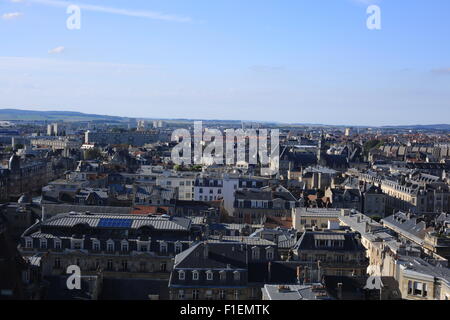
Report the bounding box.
[296,266,302,284]
[304,266,309,284]
[337,283,343,300]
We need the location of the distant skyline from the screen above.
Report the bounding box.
[1,0,450,126]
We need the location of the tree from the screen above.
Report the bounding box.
[363,139,384,156]
[84,148,102,160]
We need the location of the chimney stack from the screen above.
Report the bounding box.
[296,266,303,284]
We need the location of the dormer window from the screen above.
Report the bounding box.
[72,240,82,250]
[54,238,62,250]
[206,270,213,281]
[160,242,168,254]
[192,270,199,281]
[233,271,240,281]
[219,270,226,281]
[106,240,115,252]
[178,270,185,280]
[138,237,151,252]
[25,238,33,248]
[92,239,100,251]
[175,241,183,254]
[121,240,129,252]
[40,238,47,249]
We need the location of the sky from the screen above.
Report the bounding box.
[0,0,449,126]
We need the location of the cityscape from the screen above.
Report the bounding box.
[0,0,450,309]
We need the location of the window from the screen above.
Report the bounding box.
[54,258,61,269]
[266,248,274,260]
[175,242,183,254]
[233,271,240,281]
[192,290,199,300]
[413,282,424,296]
[121,241,129,252]
[160,262,167,272]
[54,239,62,249]
[73,241,82,250]
[121,260,128,271]
[179,270,185,280]
[25,238,33,248]
[92,240,100,251]
[234,290,240,300]
[160,242,168,254]
[40,239,47,249]
[107,240,115,252]
[206,271,213,281]
[219,271,226,281]
[107,259,113,270]
[178,290,185,300]
[192,270,199,280]
[219,290,226,300]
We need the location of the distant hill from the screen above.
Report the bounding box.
[380,124,450,130]
[0,109,127,122]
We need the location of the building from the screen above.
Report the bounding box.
[362,184,386,217]
[168,240,277,300]
[19,212,199,296]
[325,187,363,212]
[85,130,162,147]
[262,283,331,300]
[293,230,369,277]
[291,208,341,231]
[233,186,299,224]
[382,212,450,260]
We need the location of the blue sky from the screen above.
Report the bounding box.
[0,0,449,126]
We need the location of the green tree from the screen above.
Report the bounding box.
[84,148,102,160]
[363,139,384,156]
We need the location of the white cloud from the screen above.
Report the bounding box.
[29,0,192,23]
[48,46,65,54]
[1,12,23,20]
